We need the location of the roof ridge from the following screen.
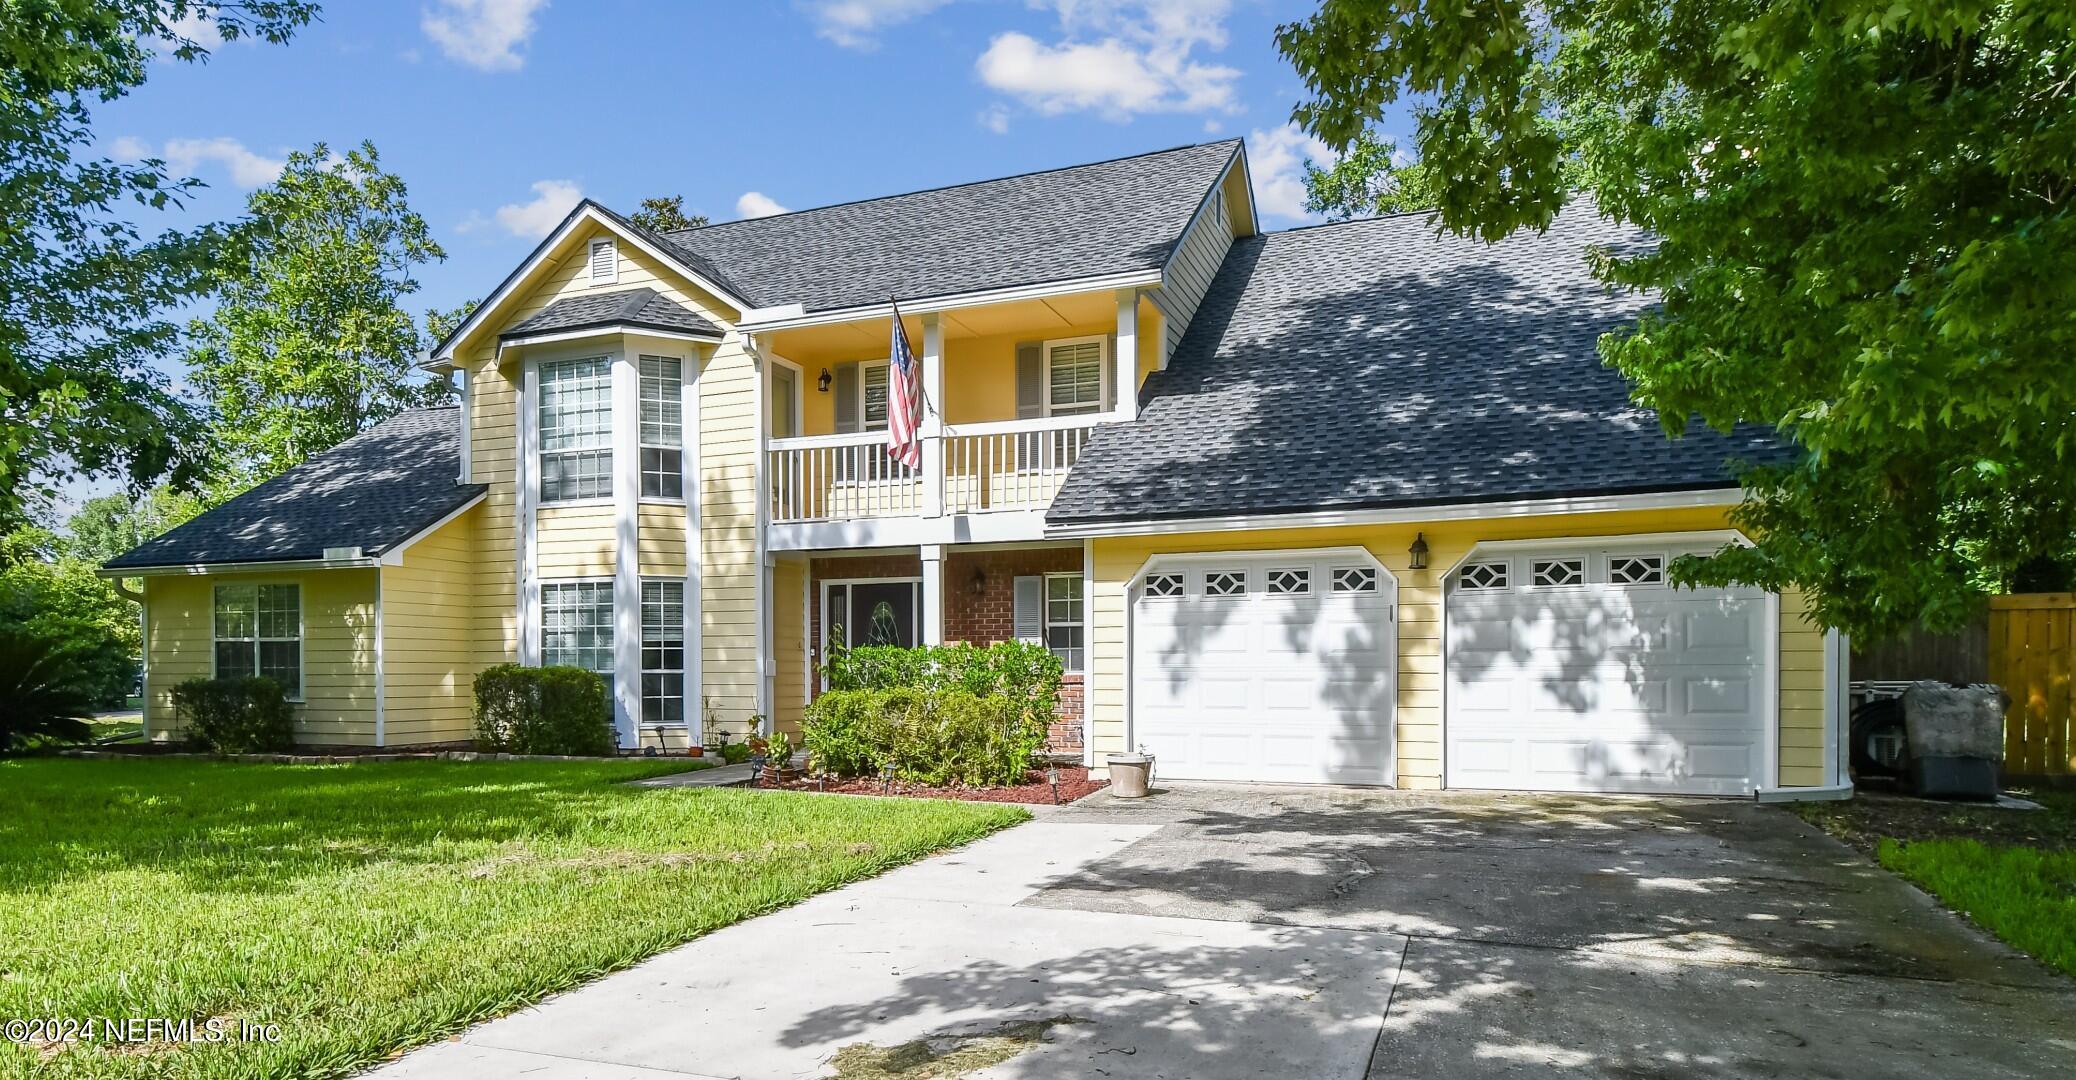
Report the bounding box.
[664,139,1244,237]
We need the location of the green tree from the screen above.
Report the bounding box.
[0,1,317,532]
[1277,0,2076,639]
[629,195,708,232]
[63,487,204,566]
[0,528,136,708]
[186,141,452,481]
[1303,129,1439,219]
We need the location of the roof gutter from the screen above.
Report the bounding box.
[97,553,383,579]
[1042,488,1746,539]
[739,267,1164,333]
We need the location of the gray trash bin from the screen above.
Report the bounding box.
[1107,753,1153,798]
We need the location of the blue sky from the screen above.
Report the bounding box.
[105,0,1399,322]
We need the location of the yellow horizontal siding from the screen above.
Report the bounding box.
[144,569,379,745]
[381,505,483,745]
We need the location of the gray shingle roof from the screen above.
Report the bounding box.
[105,408,485,570]
[659,140,1241,312]
[501,287,723,341]
[1046,208,1793,526]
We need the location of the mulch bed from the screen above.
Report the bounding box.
[754,765,1107,805]
[1794,782,2076,856]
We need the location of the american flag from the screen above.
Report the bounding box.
[886,302,923,470]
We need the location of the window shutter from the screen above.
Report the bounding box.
[589,239,617,284]
[1012,576,1042,642]
[833,362,859,434]
[1015,342,1044,418]
[1104,332,1119,411]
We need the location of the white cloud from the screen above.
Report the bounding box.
[974,0,1239,119]
[735,191,789,219]
[978,104,1011,134]
[1247,124,1335,222]
[803,0,953,48]
[469,179,582,238]
[113,136,286,187]
[160,12,222,51]
[422,0,547,72]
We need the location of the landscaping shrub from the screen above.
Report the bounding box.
[823,640,1062,731]
[0,625,95,752]
[804,687,1045,787]
[474,664,614,756]
[172,676,295,754]
[720,742,752,765]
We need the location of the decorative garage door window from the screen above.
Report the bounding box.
[1610,554,1666,585]
[1458,561,1509,590]
[1331,566,1378,594]
[1204,570,1248,596]
[1144,572,1185,599]
[1530,557,1586,588]
[1267,567,1311,595]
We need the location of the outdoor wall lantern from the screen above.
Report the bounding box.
[1409,533,1430,570]
[817,368,832,393]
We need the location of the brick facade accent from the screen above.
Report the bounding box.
[806,546,1085,752]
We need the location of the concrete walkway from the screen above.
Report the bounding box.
[369,786,2076,1079]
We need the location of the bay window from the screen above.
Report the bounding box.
[539,357,612,503]
[541,580,614,705]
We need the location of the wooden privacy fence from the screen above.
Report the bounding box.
[1990,593,2075,778]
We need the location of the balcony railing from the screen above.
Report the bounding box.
[767,414,1097,525]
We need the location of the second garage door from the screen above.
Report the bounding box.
[1445,544,1770,795]
[1131,552,1396,785]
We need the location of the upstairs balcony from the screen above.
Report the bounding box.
[754,287,1159,550]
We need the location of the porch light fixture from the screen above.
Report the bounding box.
[969,566,987,598]
[1409,533,1430,571]
[817,367,832,393]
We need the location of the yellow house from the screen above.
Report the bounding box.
[104,140,1850,799]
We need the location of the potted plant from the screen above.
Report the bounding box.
[764,730,801,785]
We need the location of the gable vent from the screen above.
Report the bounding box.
[588,238,617,285]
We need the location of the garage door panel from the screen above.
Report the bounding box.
[1131,553,1396,786]
[1447,549,1768,796]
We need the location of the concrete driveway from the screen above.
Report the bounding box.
[372,787,2075,1079]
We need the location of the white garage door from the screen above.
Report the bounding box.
[1445,544,1769,796]
[1132,553,1396,785]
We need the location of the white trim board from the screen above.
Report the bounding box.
[738,268,1164,333]
[1045,489,1745,540]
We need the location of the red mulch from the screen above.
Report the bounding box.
[754,765,1107,805]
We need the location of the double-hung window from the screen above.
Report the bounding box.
[1043,573,1084,673]
[1046,338,1104,416]
[861,361,891,431]
[639,355,683,499]
[213,583,302,699]
[539,357,613,502]
[542,581,614,707]
[641,580,686,725]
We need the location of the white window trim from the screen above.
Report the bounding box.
[537,352,616,506]
[588,238,618,285]
[1042,334,1109,417]
[1042,571,1084,673]
[637,353,687,505]
[538,577,617,675]
[210,582,305,703]
[856,358,892,432]
[639,577,690,728]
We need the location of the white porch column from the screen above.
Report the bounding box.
[920,543,945,645]
[920,313,945,518]
[1114,288,1138,422]
[611,349,641,749]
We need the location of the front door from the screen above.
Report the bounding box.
[825,580,921,653]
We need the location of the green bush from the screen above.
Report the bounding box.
[823,640,1062,732]
[172,677,295,754]
[473,664,615,756]
[0,625,96,752]
[720,742,752,765]
[804,687,1045,787]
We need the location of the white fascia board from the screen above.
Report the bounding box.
[766,509,1054,552]
[98,556,380,579]
[431,202,750,364]
[1044,488,1745,539]
[377,491,489,565]
[499,325,723,351]
[736,268,1165,334]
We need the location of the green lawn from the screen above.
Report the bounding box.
[0,758,1027,1079]
[1797,789,2076,979]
